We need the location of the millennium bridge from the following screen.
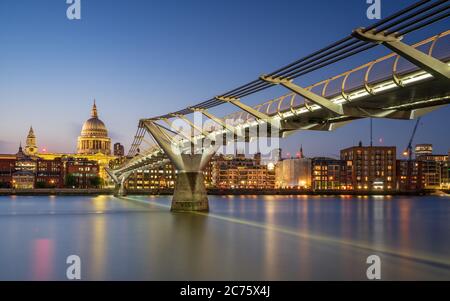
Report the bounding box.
[107,0,450,212]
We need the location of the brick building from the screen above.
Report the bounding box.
[0,155,16,188]
[341,143,396,191]
[311,157,347,191]
[65,158,100,188]
[212,153,275,189]
[396,160,423,191]
[36,158,64,188]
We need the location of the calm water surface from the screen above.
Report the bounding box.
[0,194,449,280]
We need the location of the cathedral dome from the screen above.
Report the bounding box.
[81,117,108,137]
[80,101,108,137]
[77,100,112,156]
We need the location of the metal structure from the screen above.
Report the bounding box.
[403,117,422,161]
[108,0,450,212]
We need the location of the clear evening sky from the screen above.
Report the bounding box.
[0,0,448,158]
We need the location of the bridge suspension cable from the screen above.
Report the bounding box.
[126,123,146,157]
[236,0,450,95]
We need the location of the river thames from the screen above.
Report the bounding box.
[0,195,449,280]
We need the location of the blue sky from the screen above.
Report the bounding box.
[0,0,448,158]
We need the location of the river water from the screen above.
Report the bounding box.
[0,194,449,280]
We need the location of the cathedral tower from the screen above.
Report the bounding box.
[25,126,38,156]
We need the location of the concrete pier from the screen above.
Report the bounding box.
[171,171,209,212]
[115,183,127,197]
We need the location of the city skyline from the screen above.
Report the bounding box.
[2,100,448,159]
[1,0,449,156]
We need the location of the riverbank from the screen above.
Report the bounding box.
[0,188,115,196]
[0,188,446,196]
[208,189,447,196]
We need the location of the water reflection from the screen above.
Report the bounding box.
[31,239,54,280]
[92,196,108,212]
[372,199,385,247]
[91,216,107,280]
[297,199,312,278]
[398,199,412,252]
[0,194,449,280]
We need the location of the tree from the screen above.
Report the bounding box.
[65,174,77,188]
[35,181,47,189]
[89,176,102,188]
[0,182,11,189]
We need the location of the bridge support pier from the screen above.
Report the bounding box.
[115,182,127,197]
[110,170,132,197]
[143,120,218,212]
[172,171,209,212]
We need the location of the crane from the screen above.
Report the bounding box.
[403,117,422,161]
[402,117,422,191]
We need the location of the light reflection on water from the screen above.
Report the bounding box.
[0,194,449,280]
[31,239,54,280]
